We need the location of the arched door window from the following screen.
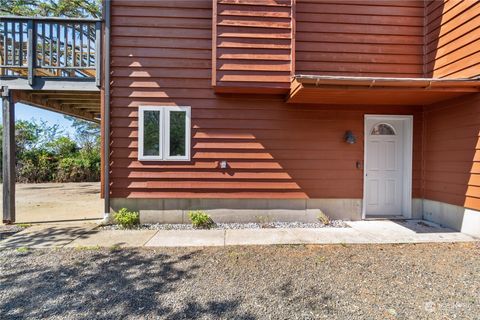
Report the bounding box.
[371,123,396,135]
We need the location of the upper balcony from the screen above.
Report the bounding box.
[0,16,102,122]
[0,16,101,91]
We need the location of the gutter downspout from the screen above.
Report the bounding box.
[102,0,111,221]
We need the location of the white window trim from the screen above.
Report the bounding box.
[138,106,191,161]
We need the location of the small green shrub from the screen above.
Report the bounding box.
[114,208,140,229]
[188,210,214,229]
[317,210,330,225]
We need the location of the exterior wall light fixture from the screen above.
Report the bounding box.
[344,130,357,144]
[219,160,228,169]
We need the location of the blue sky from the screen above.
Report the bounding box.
[1,103,77,136]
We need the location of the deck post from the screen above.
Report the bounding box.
[2,86,16,224]
[95,21,102,87]
[27,19,35,86]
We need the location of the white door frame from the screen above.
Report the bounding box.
[362,115,413,219]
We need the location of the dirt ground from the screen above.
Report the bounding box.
[0,243,479,319]
[0,182,103,223]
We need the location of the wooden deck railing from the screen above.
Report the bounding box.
[0,16,101,86]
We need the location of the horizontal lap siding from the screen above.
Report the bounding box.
[425,0,480,78]
[110,0,423,200]
[213,0,293,92]
[295,0,425,77]
[424,94,480,210]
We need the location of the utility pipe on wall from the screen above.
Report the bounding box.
[103,0,111,219]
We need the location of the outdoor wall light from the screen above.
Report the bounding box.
[344,130,357,144]
[219,160,228,169]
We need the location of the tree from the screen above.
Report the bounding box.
[15,119,62,155]
[64,116,100,152]
[0,119,100,183]
[0,0,102,18]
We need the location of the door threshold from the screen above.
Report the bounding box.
[364,215,407,220]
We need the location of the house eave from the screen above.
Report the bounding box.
[288,75,480,106]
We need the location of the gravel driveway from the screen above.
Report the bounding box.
[0,182,102,223]
[1,243,479,319]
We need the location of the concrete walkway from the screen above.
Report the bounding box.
[0,220,477,249]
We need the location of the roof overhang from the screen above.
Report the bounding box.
[288,75,480,105]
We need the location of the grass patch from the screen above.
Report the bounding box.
[109,244,121,251]
[16,223,32,228]
[75,245,101,251]
[16,247,29,253]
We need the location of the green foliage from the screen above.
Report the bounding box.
[64,116,101,152]
[0,0,102,18]
[75,245,101,251]
[0,118,100,183]
[16,223,32,228]
[188,210,214,229]
[114,208,140,229]
[47,136,78,157]
[17,151,56,183]
[55,149,100,182]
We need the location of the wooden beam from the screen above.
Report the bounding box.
[60,103,100,108]
[30,91,100,97]
[2,86,15,223]
[60,102,100,105]
[68,106,101,110]
[14,91,99,123]
[0,77,100,91]
[46,95,100,105]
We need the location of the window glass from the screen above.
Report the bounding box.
[371,123,395,135]
[143,110,160,156]
[139,106,190,161]
[169,111,186,157]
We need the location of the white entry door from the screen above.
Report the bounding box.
[365,117,407,216]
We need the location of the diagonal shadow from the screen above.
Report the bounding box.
[0,249,257,319]
[391,219,458,234]
[0,226,99,248]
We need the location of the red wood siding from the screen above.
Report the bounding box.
[109,0,423,199]
[425,0,480,78]
[212,0,293,93]
[295,0,425,77]
[424,94,480,210]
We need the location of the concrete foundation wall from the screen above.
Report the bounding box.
[412,198,423,220]
[111,197,479,237]
[111,198,362,224]
[423,199,480,238]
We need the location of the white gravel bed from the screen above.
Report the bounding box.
[102,220,349,230]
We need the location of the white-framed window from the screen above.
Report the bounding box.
[138,106,191,161]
